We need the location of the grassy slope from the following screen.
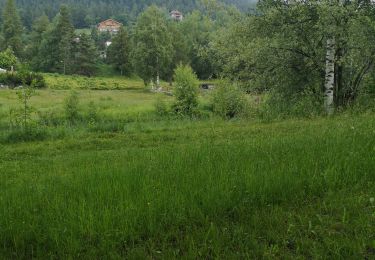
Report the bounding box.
[1,114,375,258]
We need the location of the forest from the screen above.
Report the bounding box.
[0,0,255,28]
[0,0,374,258]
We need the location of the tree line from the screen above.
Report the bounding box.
[0,0,255,29]
[1,0,374,114]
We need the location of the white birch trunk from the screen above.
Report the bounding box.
[156,73,160,87]
[324,38,335,115]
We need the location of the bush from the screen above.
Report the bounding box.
[64,91,80,124]
[37,109,63,126]
[0,71,46,88]
[0,48,18,71]
[154,96,169,116]
[258,90,323,121]
[86,101,99,124]
[5,128,48,143]
[173,65,199,116]
[212,82,246,119]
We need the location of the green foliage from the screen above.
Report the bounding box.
[1,0,23,57]
[5,127,47,143]
[212,82,245,119]
[37,5,75,74]
[154,96,169,116]
[214,0,375,110]
[173,65,199,115]
[258,91,324,121]
[27,15,50,69]
[43,73,145,90]
[73,33,97,76]
[0,71,46,89]
[64,91,80,124]
[86,101,98,124]
[8,83,36,131]
[0,48,18,70]
[107,27,131,75]
[132,5,173,85]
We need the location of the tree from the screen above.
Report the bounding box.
[214,0,375,114]
[173,64,199,115]
[73,33,97,76]
[37,5,75,74]
[2,0,23,57]
[132,5,173,87]
[0,48,18,70]
[27,14,50,70]
[107,27,131,75]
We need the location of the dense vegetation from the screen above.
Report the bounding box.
[0,0,255,28]
[0,0,374,258]
[0,89,374,257]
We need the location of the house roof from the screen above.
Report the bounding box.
[170,10,182,15]
[98,19,122,27]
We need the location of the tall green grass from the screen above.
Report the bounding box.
[1,115,374,258]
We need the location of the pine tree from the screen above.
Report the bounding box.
[28,15,50,69]
[37,5,75,73]
[2,0,23,57]
[107,27,131,75]
[56,5,75,74]
[73,33,97,76]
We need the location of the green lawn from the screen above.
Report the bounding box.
[1,110,374,258]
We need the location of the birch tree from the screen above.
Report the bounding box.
[132,5,173,87]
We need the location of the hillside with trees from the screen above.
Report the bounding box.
[0,0,255,28]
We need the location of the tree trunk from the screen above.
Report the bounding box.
[324,38,335,115]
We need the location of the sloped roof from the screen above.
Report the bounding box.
[98,19,122,27]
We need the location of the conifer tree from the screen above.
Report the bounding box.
[28,15,50,69]
[74,33,97,76]
[2,0,23,57]
[37,5,75,74]
[107,27,131,75]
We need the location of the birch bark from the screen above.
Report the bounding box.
[324,37,335,115]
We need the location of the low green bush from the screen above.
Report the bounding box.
[211,82,246,119]
[0,72,46,88]
[4,128,48,143]
[64,91,81,125]
[258,90,323,121]
[154,96,169,117]
[172,65,199,116]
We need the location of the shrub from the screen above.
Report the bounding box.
[64,91,80,124]
[37,109,63,126]
[5,127,48,143]
[0,48,18,71]
[212,82,246,119]
[258,90,323,121]
[86,101,99,124]
[154,96,169,116]
[173,65,199,116]
[0,71,46,88]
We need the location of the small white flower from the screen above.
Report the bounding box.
[370,197,374,204]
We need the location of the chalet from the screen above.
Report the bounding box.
[97,19,122,34]
[170,10,183,21]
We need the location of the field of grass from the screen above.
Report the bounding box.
[0,75,374,258]
[1,110,374,258]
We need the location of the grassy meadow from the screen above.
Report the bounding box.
[0,74,374,258]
